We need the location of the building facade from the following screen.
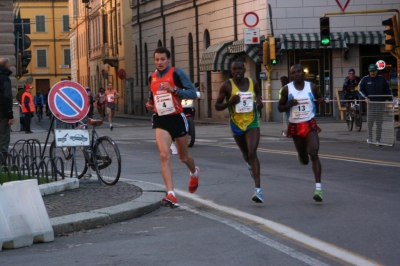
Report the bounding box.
[131,0,399,121]
[16,0,70,95]
[69,0,134,114]
[0,0,16,89]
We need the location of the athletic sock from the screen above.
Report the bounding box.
[316,183,322,190]
[168,191,175,197]
[190,168,198,177]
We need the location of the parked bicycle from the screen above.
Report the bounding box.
[346,99,362,132]
[49,118,121,185]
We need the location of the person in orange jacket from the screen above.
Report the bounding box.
[21,85,34,133]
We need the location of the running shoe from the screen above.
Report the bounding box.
[110,125,113,131]
[161,193,179,208]
[313,190,323,202]
[366,139,372,144]
[247,164,254,179]
[188,167,199,193]
[297,154,307,165]
[171,142,178,155]
[252,188,263,203]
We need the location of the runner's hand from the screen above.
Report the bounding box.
[145,99,154,110]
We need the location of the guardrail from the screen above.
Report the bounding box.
[0,139,65,185]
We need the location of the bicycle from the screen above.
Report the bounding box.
[346,99,362,132]
[49,118,121,185]
[36,105,43,122]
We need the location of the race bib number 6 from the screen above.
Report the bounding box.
[235,92,254,113]
[155,93,176,116]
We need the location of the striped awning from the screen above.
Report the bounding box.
[200,41,238,72]
[343,31,385,45]
[280,33,347,50]
[227,38,263,64]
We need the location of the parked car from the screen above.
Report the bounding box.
[70,134,88,142]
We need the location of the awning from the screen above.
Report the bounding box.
[200,41,237,72]
[228,38,262,64]
[343,31,385,45]
[280,33,347,50]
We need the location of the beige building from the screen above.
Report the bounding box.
[0,0,16,88]
[69,0,133,114]
[15,0,70,95]
[131,0,399,121]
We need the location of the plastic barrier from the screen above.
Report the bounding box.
[0,180,54,250]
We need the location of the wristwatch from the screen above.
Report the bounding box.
[173,87,178,95]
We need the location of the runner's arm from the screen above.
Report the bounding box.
[215,80,238,111]
[253,79,263,110]
[277,86,297,112]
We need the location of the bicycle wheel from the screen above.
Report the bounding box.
[346,111,353,131]
[355,108,362,132]
[94,136,121,185]
[187,116,195,147]
[49,141,88,178]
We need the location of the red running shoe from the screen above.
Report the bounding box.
[161,193,179,208]
[188,167,199,193]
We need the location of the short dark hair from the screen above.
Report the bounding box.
[231,59,244,68]
[154,47,170,59]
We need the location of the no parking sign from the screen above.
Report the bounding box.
[48,81,89,123]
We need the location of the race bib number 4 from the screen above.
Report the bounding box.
[235,92,254,113]
[291,98,311,119]
[155,93,176,116]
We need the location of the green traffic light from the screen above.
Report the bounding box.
[321,38,330,45]
[271,59,277,65]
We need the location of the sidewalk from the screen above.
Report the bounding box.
[32,113,397,235]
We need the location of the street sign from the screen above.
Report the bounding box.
[55,129,90,147]
[243,12,259,28]
[376,60,386,70]
[244,28,260,44]
[260,72,266,80]
[335,0,351,12]
[48,81,90,123]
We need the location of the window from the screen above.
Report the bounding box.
[62,15,69,32]
[63,49,71,66]
[36,15,46,32]
[37,49,47,68]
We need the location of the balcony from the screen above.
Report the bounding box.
[101,44,119,67]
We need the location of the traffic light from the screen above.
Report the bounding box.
[269,37,277,65]
[382,15,399,51]
[21,50,31,76]
[319,17,330,46]
[262,40,269,66]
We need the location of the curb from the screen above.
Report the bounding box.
[39,179,164,235]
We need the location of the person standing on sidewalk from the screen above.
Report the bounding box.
[358,64,392,144]
[277,64,324,202]
[105,82,121,131]
[145,46,199,208]
[21,85,34,134]
[0,57,14,163]
[343,68,361,119]
[215,60,264,203]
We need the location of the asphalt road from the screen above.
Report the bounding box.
[2,117,399,265]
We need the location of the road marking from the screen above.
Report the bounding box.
[200,143,400,167]
[175,189,381,266]
[181,204,330,266]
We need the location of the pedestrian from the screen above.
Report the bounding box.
[85,87,95,118]
[343,68,361,119]
[215,60,264,203]
[277,64,325,202]
[21,84,34,133]
[359,64,393,145]
[145,46,199,208]
[34,91,44,117]
[0,57,15,164]
[44,88,50,117]
[105,82,121,130]
[96,87,106,119]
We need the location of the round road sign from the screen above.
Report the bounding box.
[243,12,259,28]
[48,80,90,123]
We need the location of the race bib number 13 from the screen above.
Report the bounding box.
[291,98,311,119]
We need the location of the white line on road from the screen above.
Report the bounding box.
[181,204,330,266]
[175,189,381,266]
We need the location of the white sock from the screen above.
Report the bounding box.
[110,124,113,127]
[316,183,322,190]
[190,168,198,177]
[168,191,175,197]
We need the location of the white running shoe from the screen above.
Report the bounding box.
[171,142,177,155]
